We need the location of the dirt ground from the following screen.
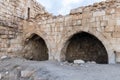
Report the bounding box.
[0,57,120,80]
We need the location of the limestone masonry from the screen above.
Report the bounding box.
[1,0,120,64]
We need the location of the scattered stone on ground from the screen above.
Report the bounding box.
[0,58,119,80]
[21,70,35,78]
[0,56,10,61]
[74,59,85,64]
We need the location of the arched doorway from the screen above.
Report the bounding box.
[23,33,48,61]
[62,32,108,64]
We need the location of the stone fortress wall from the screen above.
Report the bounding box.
[0,0,46,56]
[1,0,120,64]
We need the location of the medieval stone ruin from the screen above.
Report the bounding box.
[1,0,120,65]
[1,0,120,80]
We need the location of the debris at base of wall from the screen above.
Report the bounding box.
[5,71,9,75]
[0,56,11,61]
[60,61,67,65]
[21,70,35,78]
[91,61,96,64]
[34,76,47,80]
[74,60,85,64]
[68,62,74,66]
[0,73,2,79]
[63,61,69,65]
[87,61,96,64]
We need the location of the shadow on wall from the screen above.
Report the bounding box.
[61,31,108,64]
[22,33,48,61]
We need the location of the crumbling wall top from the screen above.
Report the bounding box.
[70,0,120,15]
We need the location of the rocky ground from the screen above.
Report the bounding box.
[0,57,120,80]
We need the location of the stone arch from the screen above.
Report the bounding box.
[22,33,49,61]
[61,30,115,64]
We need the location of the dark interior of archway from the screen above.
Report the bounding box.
[23,34,48,61]
[65,32,108,64]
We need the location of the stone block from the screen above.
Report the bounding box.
[78,14,82,19]
[112,32,120,38]
[116,20,120,26]
[82,13,92,18]
[93,11,105,17]
[96,22,101,27]
[108,20,116,26]
[0,35,8,39]
[0,29,5,35]
[89,22,96,27]
[74,60,85,64]
[72,15,79,20]
[82,19,87,25]
[0,55,10,60]
[105,26,114,32]
[0,73,2,79]
[106,8,115,15]
[114,14,120,19]
[34,77,46,80]
[101,21,107,27]
[65,15,72,21]
[70,7,83,14]
[95,17,100,22]
[115,26,120,32]
[8,35,15,39]
[115,8,120,14]
[115,52,120,63]
[21,70,34,78]
[76,20,82,25]
[89,18,95,23]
